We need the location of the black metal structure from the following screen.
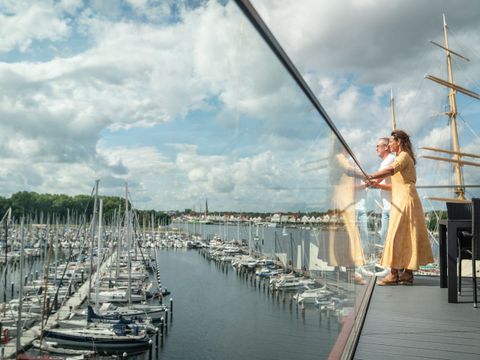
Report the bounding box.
[456,198,480,307]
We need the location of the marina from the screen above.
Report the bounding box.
[0,223,349,359]
[3,206,456,360]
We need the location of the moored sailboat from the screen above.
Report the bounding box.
[43,326,151,354]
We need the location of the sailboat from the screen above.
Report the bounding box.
[56,305,158,334]
[91,184,167,321]
[43,184,154,355]
[42,326,151,355]
[420,15,480,202]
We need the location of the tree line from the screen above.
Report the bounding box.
[0,191,171,226]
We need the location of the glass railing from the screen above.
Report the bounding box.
[173,0,380,357]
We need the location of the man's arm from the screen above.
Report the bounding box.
[370,180,392,191]
[366,166,394,181]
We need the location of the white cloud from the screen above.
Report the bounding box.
[252,0,480,169]
[0,0,312,202]
[0,2,70,52]
[163,145,331,211]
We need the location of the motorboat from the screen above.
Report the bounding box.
[274,277,316,291]
[93,302,167,322]
[90,290,144,303]
[293,285,332,304]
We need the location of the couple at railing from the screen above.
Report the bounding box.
[326,129,433,286]
[366,129,434,285]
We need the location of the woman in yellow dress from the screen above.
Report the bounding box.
[366,129,433,285]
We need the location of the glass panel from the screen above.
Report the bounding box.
[0,1,387,358]
[169,2,373,358]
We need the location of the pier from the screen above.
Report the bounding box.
[1,253,116,358]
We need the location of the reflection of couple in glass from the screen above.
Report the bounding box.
[324,138,365,284]
[366,129,433,285]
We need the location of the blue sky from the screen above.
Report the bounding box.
[0,0,479,212]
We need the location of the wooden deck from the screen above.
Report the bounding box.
[354,276,480,360]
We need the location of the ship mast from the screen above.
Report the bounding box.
[422,14,480,202]
[442,14,464,199]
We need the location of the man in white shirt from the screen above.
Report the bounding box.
[372,137,395,275]
[375,137,395,241]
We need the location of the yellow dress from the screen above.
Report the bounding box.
[381,152,433,270]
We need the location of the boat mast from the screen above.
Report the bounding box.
[248,220,252,256]
[116,204,121,280]
[125,183,132,306]
[16,218,25,355]
[289,233,294,273]
[54,217,59,285]
[3,208,11,305]
[390,89,396,130]
[151,211,155,246]
[442,14,465,200]
[88,180,100,303]
[39,218,55,348]
[95,198,103,310]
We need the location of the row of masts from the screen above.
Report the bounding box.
[0,180,168,357]
[389,15,479,202]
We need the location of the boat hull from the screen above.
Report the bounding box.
[44,329,151,354]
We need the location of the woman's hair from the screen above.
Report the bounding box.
[391,129,416,165]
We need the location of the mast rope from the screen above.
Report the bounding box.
[449,27,480,65]
[446,28,480,101]
[398,77,424,126]
[453,59,480,94]
[458,114,480,141]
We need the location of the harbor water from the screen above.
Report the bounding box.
[155,248,341,360]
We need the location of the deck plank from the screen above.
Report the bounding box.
[354,276,480,360]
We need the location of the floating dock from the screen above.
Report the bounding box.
[1,253,115,358]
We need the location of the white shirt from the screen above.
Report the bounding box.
[379,153,395,210]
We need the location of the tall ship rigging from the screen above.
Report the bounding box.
[420,15,480,203]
